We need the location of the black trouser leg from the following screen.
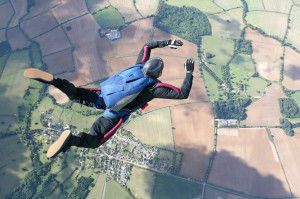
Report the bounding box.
[51,78,100,107]
[68,116,120,149]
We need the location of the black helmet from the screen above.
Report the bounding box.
[142,57,164,78]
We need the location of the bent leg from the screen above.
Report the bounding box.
[69,116,120,149]
[51,78,102,108]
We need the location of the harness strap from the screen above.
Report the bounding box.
[99,118,123,144]
[155,82,181,94]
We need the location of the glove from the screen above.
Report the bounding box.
[184,58,194,73]
[168,39,183,49]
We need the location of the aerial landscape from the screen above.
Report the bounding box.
[0,0,300,198]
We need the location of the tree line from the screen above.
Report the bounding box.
[154,2,212,44]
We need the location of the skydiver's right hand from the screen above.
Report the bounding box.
[184,58,194,73]
[168,39,183,49]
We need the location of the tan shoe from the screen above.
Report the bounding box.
[47,130,71,158]
[24,68,54,83]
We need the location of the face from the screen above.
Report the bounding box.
[158,70,163,78]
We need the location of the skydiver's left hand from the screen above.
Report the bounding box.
[168,39,183,49]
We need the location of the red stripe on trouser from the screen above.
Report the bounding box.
[99,118,123,144]
[141,103,149,110]
[81,87,100,92]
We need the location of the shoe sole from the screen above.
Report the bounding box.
[24,68,53,82]
[47,130,71,158]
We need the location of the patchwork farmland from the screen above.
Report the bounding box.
[1,0,300,198]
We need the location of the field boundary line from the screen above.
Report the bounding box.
[19,1,62,23]
[266,128,294,198]
[0,0,8,6]
[247,9,289,15]
[31,12,90,40]
[261,0,266,10]
[206,182,257,198]
[203,125,218,183]
[132,0,143,18]
[42,46,73,58]
[207,6,243,16]
[133,101,211,118]
[168,107,176,153]
[282,5,294,48]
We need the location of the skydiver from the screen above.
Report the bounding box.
[24,39,195,158]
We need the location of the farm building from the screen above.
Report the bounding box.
[215,119,239,128]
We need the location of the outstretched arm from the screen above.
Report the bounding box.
[136,40,183,64]
[152,58,195,99]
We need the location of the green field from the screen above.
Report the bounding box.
[86,0,109,13]
[230,54,256,89]
[0,54,9,77]
[165,0,223,14]
[291,91,300,107]
[202,69,225,101]
[87,174,106,199]
[124,107,175,151]
[152,174,203,199]
[244,0,264,11]
[30,96,99,132]
[214,0,242,10]
[288,117,300,124]
[286,6,300,51]
[93,6,125,29]
[246,77,269,98]
[0,135,33,198]
[0,115,17,132]
[104,180,132,199]
[202,36,235,80]
[246,11,288,40]
[29,43,43,68]
[128,166,155,199]
[0,50,30,115]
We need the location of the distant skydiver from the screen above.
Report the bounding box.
[24,39,195,158]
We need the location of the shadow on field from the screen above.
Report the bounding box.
[137,146,291,199]
[208,15,241,39]
[0,84,31,198]
[285,65,300,80]
[0,84,19,117]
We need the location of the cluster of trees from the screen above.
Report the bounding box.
[280,118,295,136]
[8,163,52,198]
[68,176,94,198]
[154,2,211,44]
[27,0,36,11]
[235,39,253,55]
[279,98,300,118]
[0,41,11,57]
[213,98,251,120]
[222,65,232,90]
